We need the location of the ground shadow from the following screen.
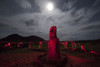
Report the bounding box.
[37,53,68,67]
[28,48,48,52]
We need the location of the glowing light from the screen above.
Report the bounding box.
[46,2,54,11]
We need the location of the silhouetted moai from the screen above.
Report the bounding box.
[48,26,60,59]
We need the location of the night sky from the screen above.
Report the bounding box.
[0,0,100,41]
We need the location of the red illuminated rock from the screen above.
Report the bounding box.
[48,26,60,59]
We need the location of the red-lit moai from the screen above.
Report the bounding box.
[17,42,23,48]
[4,42,12,48]
[61,41,68,48]
[80,45,86,52]
[61,42,65,48]
[78,43,86,52]
[71,41,76,50]
[65,41,68,48]
[29,41,34,48]
[39,41,43,48]
[48,26,60,59]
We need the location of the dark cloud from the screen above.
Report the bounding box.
[79,25,100,31]
[75,0,95,9]
[89,11,100,22]
[0,0,41,16]
[24,20,37,26]
[0,23,8,27]
[69,16,84,26]
[0,0,25,16]
[15,0,32,8]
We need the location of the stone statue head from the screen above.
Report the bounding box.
[49,26,57,39]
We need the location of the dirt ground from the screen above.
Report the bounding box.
[0,51,100,67]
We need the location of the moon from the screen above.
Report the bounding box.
[46,2,54,11]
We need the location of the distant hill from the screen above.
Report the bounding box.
[60,39,100,43]
[0,34,45,42]
[73,39,100,43]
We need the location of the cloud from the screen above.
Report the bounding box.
[15,0,31,9]
[0,0,100,41]
[62,0,77,10]
[24,20,36,26]
[92,0,100,7]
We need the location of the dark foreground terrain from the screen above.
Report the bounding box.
[0,48,100,67]
[0,38,100,67]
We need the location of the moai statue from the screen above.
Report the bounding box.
[48,26,60,59]
[65,41,68,48]
[61,41,68,48]
[61,42,66,48]
[4,42,12,48]
[80,45,86,52]
[29,41,34,48]
[17,42,23,48]
[71,41,76,51]
[39,41,43,48]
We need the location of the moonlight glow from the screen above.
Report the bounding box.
[46,2,54,11]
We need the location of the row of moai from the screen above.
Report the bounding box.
[0,41,48,48]
[60,41,86,52]
[0,40,87,51]
[1,41,98,55]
